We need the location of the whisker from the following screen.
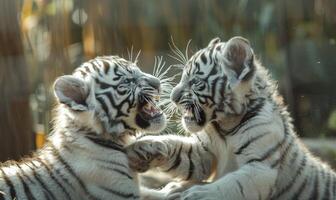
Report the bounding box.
[142,96,157,108]
[176,122,187,135]
[168,53,185,65]
[162,103,178,120]
[135,50,141,64]
[127,46,134,62]
[153,57,159,77]
[185,39,192,61]
[169,37,187,64]
[154,56,167,79]
[168,36,192,65]
[193,103,199,122]
[194,101,202,122]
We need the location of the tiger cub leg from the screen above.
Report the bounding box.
[126,134,215,197]
[176,163,277,200]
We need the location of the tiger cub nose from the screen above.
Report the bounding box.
[171,84,183,104]
[147,76,161,91]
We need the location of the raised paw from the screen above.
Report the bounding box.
[126,139,168,172]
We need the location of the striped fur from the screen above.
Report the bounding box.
[0,55,169,200]
[127,37,336,200]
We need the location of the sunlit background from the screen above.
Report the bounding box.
[0,0,335,166]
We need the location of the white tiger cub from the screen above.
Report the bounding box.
[0,55,168,200]
[126,37,336,200]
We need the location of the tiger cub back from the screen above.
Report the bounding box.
[127,37,336,200]
[0,55,168,200]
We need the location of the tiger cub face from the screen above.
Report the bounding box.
[54,56,166,137]
[171,37,256,133]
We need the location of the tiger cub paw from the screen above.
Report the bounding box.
[126,140,168,172]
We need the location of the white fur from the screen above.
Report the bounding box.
[127,37,336,200]
[0,55,172,200]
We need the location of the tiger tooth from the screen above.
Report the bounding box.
[185,110,193,117]
[144,103,151,110]
[154,96,160,101]
[151,112,155,117]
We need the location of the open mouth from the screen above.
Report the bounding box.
[182,104,206,126]
[138,96,163,121]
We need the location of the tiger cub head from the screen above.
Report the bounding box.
[171,37,256,133]
[53,56,166,138]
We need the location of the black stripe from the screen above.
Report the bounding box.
[101,60,111,74]
[200,53,207,64]
[85,135,125,152]
[309,168,320,200]
[185,146,194,180]
[291,176,307,199]
[24,160,55,199]
[195,135,209,152]
[212,99,266,138]
[212,121,227,141]
[218,75,227,107]
[113,168,133,180]
[208,46,215,64]
[96,96,110,116]
[84,65,91,73]
[136,144,154,161]
[270,137,294,168]
[288,149,299,165]
[193,62,200,75]
[99,186,137,199]
[16,167,36,200]
[91,61,100,73]
[270,157,281,169]
[167,142,180,159]
[237,121,272,136]
[228,99,266,136]
[235,132,269,155]
[195,145,207,176]
[230,99,265,134]
[165,144,183,172]
[133,149,147,160]
[0,168,17,199]
[236,180,245,198]
[103,91,129,118]
[53,167,76,192]
[99,165,133,180]
[16,163,34,183]
[36,157,72,200]
[272,155,307,199]
[95,78,115,90]
[321,170,331,200]
[78,70,87,77]
[94,158,129,170]
[246,133,288,164]
[49,144,98,200]
[205,63,218,80]
[28,161,56,199]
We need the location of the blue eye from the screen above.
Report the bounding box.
[190,77,202,85]
[122,78,132,84]
[190,77,206,90]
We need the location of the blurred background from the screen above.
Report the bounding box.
[0,0,335,166]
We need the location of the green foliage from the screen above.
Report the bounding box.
[19,0,336,137]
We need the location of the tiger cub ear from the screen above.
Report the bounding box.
[208,37,221,47]
[223,36,255,85]
[53,75,90,111]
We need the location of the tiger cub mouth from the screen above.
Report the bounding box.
[137,95,163,121]
[182,104,206,126]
